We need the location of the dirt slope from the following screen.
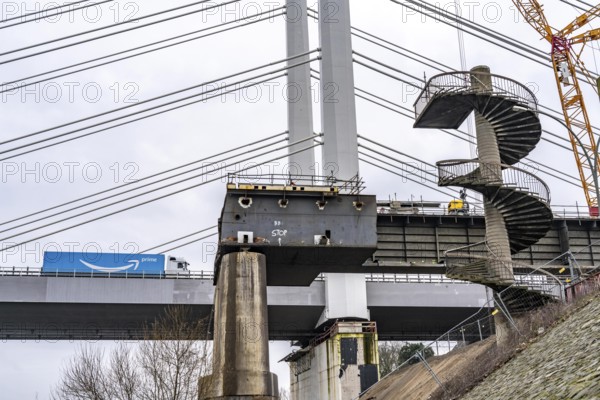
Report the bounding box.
[361,292,600,400]
[360,337,497,400]
[461,293,600,400]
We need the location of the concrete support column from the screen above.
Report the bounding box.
[208,252,278,400]
[318,0,367,322]
[493,297,514,347]
[319,0,359,180]
[473,113,502,183]
[317,273,369,325]
[470,65,512,282]
[289,322,379,400]
[287,0,315,175]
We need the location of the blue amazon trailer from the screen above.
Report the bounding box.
[41,252,189,276]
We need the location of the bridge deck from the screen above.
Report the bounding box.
[0,214,596,341]
[0,275,488,341]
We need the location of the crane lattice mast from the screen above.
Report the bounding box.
[512,1,600,216]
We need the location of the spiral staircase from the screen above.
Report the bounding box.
[413,71,559,314]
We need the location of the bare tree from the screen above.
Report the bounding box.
[378,341,404,377]
[378,342,435,376]
[52,307,213,400]
[279,388,290,400]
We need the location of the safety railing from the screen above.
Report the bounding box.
[512,270,564,298]
[363,273,470,284]
[376,200,597,220]
[226,172,366,194]
[0,266,215,280]
[445,240,564,297]
[444,241,510,265]
[436,159,551,205]
[0,267,473,285]
[376,202,485,217]
[414,71,538,120]
[445,243,515,284]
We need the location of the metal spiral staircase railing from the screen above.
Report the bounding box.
[414,72,541,165]
[413,71,558,314]
[437,160,553,253]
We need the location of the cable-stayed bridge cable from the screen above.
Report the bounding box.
[155,232,218,255]
[0,134,288,234]
[0,8,286,93]
[1,51,317,146]
[0,53,318,156]
[0,0,240,64]
[0,140,321,252]
[0,73,288,162]
[0,135,298,238]
[360,156,456,198]
[140,226,217,253]
[0,136,320,245]
[0,131,287,228]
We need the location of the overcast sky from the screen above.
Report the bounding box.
[1,0,599,398]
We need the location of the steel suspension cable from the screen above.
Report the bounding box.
[0,134,288,233]
[0,135,320,243]
[0,52,318,151]
[0,0,237,62]
[0,8,286,95]
[155,232,218,255]
[0,73,288,162]
[406,0,549,59]
[391,0,549,69]
[140,226,218,253]
[359,135,439,174]
[393,0,600,82]
[306,8,450,74]
[0,131,287,227]
[359,147,450,191]
[360,156,457,198]
[1,0,92,23]
[0,140,321,252]
[351,28,449,73]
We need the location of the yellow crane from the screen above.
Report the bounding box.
[511,1,600,216]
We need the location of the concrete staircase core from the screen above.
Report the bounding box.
[413,67,556,314]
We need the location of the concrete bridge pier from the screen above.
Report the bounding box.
[206,251,278,400]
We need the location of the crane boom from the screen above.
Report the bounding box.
[570,27,600,46]
[512,0,600,216]
[512,0,553,40]
[559,5,600,36]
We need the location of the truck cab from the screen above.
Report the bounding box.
[165,256,190,275]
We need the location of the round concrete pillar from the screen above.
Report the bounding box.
[208,252,278,400]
